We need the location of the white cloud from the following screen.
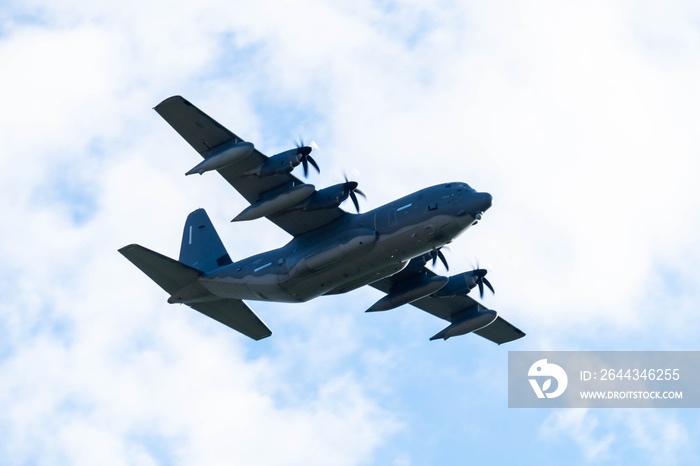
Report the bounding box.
[541,408,693,465]
[540,409,615,461]
[622,410,691,465]
[0,2,408,464]
[1,0,700,464]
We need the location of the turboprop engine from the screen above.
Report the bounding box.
[430,305,498,340]
[232,184,316,222]
[431,269,495,299]
[365,276,449,312]
[257,148,303,176]
[302,178,365,213]
[186,141,255,175]
[246,141,320,177]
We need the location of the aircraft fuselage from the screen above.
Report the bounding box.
[198,182,492,303]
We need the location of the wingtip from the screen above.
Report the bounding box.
[118,243,140,254]
[253,331,273,341]
[154,95,186,111]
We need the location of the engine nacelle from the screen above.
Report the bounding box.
[430,306,498,340]
[186,141,254,175]
[301,183,348,211]
[431,271,479,297]
[232,184,316,222]
[366,276,449,312]
[247,148,304,177]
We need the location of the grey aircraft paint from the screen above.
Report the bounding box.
[119,96,525,343]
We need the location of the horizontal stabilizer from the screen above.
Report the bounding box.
[189,299,272,340]
[120,244,270,340]
[119,244,202,295]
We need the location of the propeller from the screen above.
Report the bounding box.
[343,173,366,213]
[472,266,495,298]
[427,247,450,271]
[295,138,320,177]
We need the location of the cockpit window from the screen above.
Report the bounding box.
[446,182,474,192]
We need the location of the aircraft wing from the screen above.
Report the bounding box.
[154,95,346,237]
[370,263,525,344]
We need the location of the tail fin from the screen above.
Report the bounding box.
[179,208,232,272]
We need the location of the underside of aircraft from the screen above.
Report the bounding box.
[120,96,525,344]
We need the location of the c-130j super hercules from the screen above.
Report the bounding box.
[119,96,525,343]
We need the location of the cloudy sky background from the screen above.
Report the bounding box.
[1,0,699,464]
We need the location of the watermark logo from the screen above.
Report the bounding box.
[528,359,568,399]
[510,351,698,408]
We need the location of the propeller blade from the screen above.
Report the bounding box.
[339,175,364,212]
[307,155,320,174]
[428,248,449,271]
[295,137,320,177]
[349,190,360,213]
[477,279,484,298]
[437,249,449,271]
[482,276,495,294]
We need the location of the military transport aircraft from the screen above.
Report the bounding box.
[119,96,525,344]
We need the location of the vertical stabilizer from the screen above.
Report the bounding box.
[179,209,233,272]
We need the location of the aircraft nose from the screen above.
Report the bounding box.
[477,192,492,211]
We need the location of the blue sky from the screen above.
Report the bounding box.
[1,1,700,464]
